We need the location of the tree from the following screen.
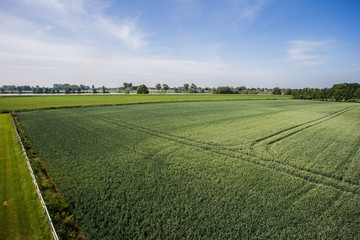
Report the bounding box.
[184,83,189,92]
[92,88,97,93]
[137,84,149,94]
[155,83,161,91]
[188,83,197,93]
[355,88,360,99]
[70,85,78,93]
[22,85,32,91]
[212,86,235,94]
[162,84,169,92]
[36,87,44,93]
[284,88,292,95]
[102,86,107,93]
[17,86,22,93]
[272,87,282,95]
[124,87,131,94]
[0,88,4,94]
[123,82,132,89]
[64,86,71,94]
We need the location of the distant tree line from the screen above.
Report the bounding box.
[0,84,93,94]
[211,86,293,95]
[292,83,360,102]
[3,82,358,99]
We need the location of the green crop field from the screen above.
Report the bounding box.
[0,114,52,240]
[0,94,290,113]
[17,100,360,239]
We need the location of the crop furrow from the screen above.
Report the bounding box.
[252,105,357,146]
[85,112,360,195]
[267,105,358,145]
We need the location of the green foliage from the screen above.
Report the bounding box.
[123,82,133,90]
[272,87,282,95]
[284,88,292,95]
[155,83,161,91]
[183,83,189,92]
[18,100,360,239]
[162,84,169,91]
[16,86,22,93]
[212,86,238,94]
[124,87,131,94]
[187,83,197,93]
[293,83,360,102]
[136,84,149,94]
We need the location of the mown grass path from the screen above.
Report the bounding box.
[0,114,52,240]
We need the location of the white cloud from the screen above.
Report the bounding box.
[95,16,149,49]
[7,0,149,50]
[287,40,332,66]
[235,0,268,21]
[24,0,66,13]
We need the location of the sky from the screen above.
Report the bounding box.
[0,0,359,89]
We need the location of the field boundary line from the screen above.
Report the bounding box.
[10,113,59,240]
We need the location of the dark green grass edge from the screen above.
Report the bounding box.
[11,113,85,240]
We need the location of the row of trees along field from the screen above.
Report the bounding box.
[2,82,359,98]
[211,86,292,95]
[292,83,360,102]
[1,83,291,95]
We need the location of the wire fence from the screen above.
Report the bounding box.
[11,113,59,240]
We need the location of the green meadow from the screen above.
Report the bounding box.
[17,100,360,239]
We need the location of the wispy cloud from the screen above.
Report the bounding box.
[95,16,148,49]
[235,0,268,21]
[24,0,66,13]
[287,40,332,66]
[7,0,149,50]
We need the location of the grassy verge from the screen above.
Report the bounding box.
[0,113,52,239]
[12,113,84,240]
[0,94,291,112]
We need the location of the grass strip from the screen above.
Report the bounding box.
[0,114,53,239]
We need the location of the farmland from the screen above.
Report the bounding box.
[17,100,360,239]
[0,114,52,240]
[0,94,290,113]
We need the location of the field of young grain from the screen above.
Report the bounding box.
[0,94,290,113]
[17,100,360,239]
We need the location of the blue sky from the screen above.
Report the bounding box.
[0,0,359,88]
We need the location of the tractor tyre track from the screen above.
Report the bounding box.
[83,111,360,195]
